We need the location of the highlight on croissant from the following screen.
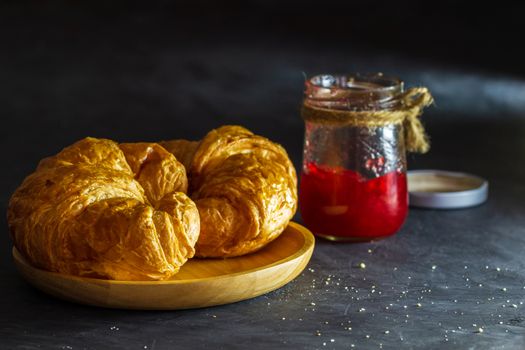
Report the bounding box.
[7,125,298,281]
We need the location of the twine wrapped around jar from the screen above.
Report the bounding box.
[301,87,434,153]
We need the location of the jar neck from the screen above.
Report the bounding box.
[304,73,404,112]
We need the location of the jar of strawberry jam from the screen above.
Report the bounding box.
[299,73,433,241]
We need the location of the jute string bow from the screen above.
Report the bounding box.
[301,87,434,153]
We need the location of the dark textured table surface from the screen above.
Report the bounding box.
[2,5,525,350]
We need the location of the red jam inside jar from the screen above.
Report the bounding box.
[300,162,408,240]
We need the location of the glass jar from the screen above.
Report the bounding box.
[299,73,410,241]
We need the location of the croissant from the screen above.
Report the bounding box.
[161,125,298,257]
[7,138,200,280]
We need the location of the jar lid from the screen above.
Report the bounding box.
[407,170,489,209]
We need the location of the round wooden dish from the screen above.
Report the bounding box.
[12,222,315,310]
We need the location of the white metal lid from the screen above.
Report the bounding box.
[407,170,489,209]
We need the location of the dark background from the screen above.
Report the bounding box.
[2,0,525,200]
[3,1,525,72]
[2,1,525,349]
[3,1,525,74]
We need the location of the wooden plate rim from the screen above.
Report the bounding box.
[12,221,315,285]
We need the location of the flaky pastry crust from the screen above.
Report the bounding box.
[8,138,199,280]
[161,125,298,258]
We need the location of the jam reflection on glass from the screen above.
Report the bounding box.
[299,162,408,240]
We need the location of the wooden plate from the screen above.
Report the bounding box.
[12,222,315,310]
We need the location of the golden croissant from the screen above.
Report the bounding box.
[161,125,298,257]
[8,125,298,280]
[8,138,200,280]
